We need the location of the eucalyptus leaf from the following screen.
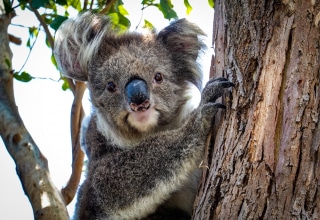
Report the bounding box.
[61,77,70,91]
[208,0,214,8]
[158,0,177,20]
[50,16,68,31]
[143,19,154,30]
[184,0,192,15]
[13,71,33,82]
[31,0,50,9]
[56,0,68,6]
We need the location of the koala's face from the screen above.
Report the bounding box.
[54,13,205,145]
[88,37,190,137]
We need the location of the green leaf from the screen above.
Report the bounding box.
[143,19,154,30]
[26,39,31,48]
[158,0,177,20]
[61,77,70,91]
[118,4,129,16]
[13,71,33,82]
[5,59,11,69]
[50,15,68,31]
[142,0,155,5]
[17,0,28,10]
[56,0,68,6]
[28,27,39,38]
[51,53,58,68]
[31,0,50,9]
[118,13,130,30]
[208,0,214,8]
[184,0,192,15]
[108,12,120,26]
[108,12,130,31]
[68,0,81,11]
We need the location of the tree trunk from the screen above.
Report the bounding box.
[0,1,69,219]
[194,0,320,219]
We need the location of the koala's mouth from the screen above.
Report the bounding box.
[127,106,159,132]
[129,100,150,112]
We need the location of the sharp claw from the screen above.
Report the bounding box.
[201,77,234,105]
[220,81,235,88]
[215,103,226,109]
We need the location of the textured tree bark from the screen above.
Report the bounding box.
[0,2,69,219]
[194,0,320,219]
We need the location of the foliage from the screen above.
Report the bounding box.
[6,0,214,89]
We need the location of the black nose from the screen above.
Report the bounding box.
[125,79,150,111]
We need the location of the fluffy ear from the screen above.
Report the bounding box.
[53,12,112,81]
[157,19,206,60]
[156,19,207,90]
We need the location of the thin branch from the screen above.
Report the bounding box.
[8,33,22,45]
[16,25,40,74]
[90,0,94,10]
[100,0,117,14]
[135,5,146,30]
[61,81,86,205]
[83,0,88,10]
[28,3,54,48]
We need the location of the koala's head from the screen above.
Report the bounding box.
[54,12,206,147]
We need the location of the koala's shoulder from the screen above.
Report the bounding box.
[83,116,118,159]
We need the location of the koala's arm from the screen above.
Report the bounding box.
[74,78,233,220]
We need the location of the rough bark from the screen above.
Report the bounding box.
[0,2,69,219]
[194,0,320,219]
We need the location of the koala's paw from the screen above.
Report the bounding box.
[201,77,235,105]
[199,77,234,130]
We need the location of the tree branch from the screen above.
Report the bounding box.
[28,4,54,48]
[26,1,86,204]
[8,33,22,45]
[61,81,86,205]
[0,3,69,219]
[100,0,117,15]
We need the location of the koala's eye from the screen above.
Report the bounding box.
[153,72,163,83]
[106,81,117,93]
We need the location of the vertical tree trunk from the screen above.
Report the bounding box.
[194,0,320,219]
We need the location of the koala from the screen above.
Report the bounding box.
[54,12,233,220]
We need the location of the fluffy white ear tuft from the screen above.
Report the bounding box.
[53,12,112,81]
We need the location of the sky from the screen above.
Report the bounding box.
[0,1,213,219]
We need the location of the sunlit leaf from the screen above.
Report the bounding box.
[208,0,214,8]
[143,19,154,30]
[184,0,192,15]
[118,4,129,15]
[108,12,120,26]
[158,0,177,20]
[17,0,28,10]
[13,71,33,82]
[61,77,70,91]
[28,27,39,38]
[118,13,130,30]
[68,0,81,11]
[51,53,58,68]
[142,0,154,5]
[50,15,68,31]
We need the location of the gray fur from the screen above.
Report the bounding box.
[54,12,233,220]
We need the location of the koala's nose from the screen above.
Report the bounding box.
[125,78,150,112]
